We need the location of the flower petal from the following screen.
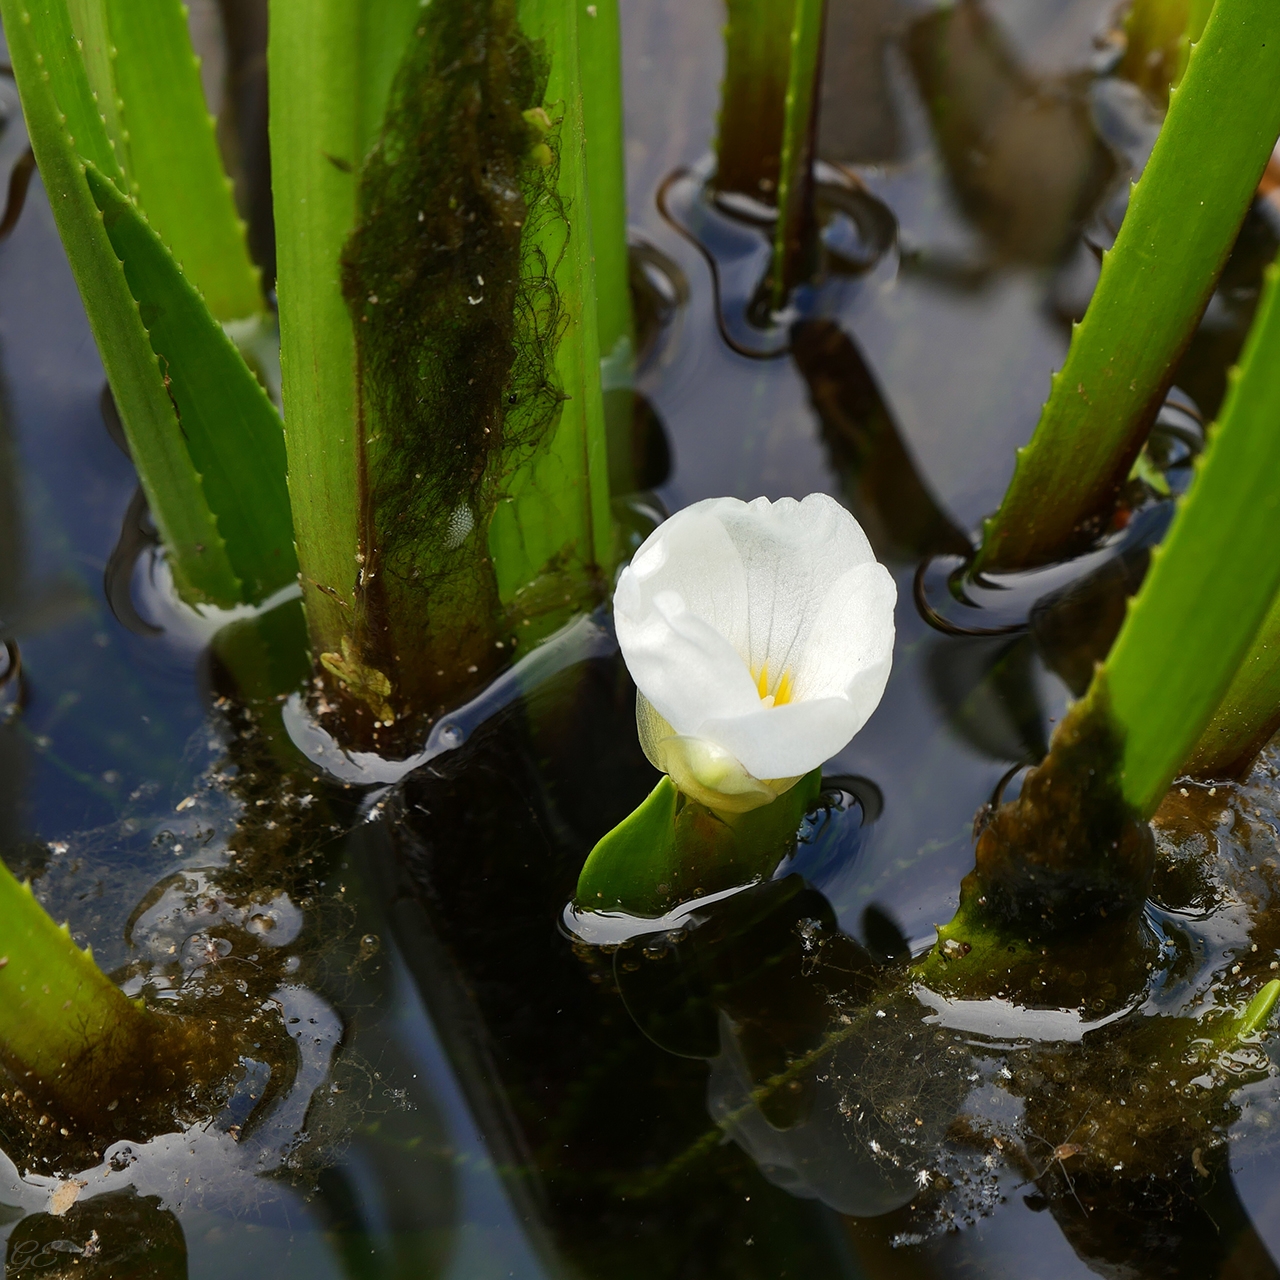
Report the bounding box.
[699,694,868,781]
[616,589,761,736]
[790,560,897,702]
[615,505,750,654]
[702,493,878,682]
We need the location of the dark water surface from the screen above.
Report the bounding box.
[2,0,1280,1276]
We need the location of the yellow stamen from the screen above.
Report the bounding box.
[774,670,793,707]
[753,664,794,707]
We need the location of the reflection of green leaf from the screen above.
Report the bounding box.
[976,0,1280,572]
[88,168,297,602]
[577,770,822,917]
[0,0,240,605]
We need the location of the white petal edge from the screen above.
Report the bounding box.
[617,589,761,736]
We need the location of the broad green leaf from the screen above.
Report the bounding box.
[1102,256,1280,816]
[87,166,297,602]
[1,0,240,605]
[975,0,1280,572]
[267,0,421,661]
[67,0,262,321]
[577,771,823,916]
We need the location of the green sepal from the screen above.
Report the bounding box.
[577,769,823,917]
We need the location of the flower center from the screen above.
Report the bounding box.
[754,663,794,709]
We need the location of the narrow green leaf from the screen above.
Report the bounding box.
[772,0,824,305]
[1,0,240,605]
[94,0,261,321]
[0,860,148,1097]
[64,0,125,158]
[975,0,1280,572]
[578,0,637,492]
[1232,979,1280,1042]
[1185,588,1280,780]
[579,0,631,372]
[1102,257,1280,816]
[716,0,795,201]
[87,166,297,602]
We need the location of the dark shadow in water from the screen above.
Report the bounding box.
[790,319,970,564]
[214,0,276,287]
[363,655,870,1279]
[5,1187,187,1278]
[905,0,1114,271]
[926,633,1048,766]
[1031,1113,1280,1280]
[104,487,162,638]
[0,147,35,243]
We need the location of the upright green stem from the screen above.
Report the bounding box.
[716,0,826,305]
[771,0,825,307]
[974,0,1280,573]
[272,0,615,745]
[269,0,374,678]
[716,0,795,203]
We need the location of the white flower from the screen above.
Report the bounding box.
[613,494,896,813]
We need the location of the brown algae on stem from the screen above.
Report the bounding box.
[335,0,557,737]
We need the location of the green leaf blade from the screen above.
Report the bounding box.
[87,166,298,603]
[976,0,1280,573]
[102,0,262,321]
[1103,258,1280,816]
[1,0,241,606]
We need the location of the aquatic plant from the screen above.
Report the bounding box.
[0,0,292,607]
[270,0,619,742]
[0,860,234,1128]
[955,248,1280,957]
[716,0,827,303]
[580,494,893,913]
[975,0,1280,572]
[613,495,895,813]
